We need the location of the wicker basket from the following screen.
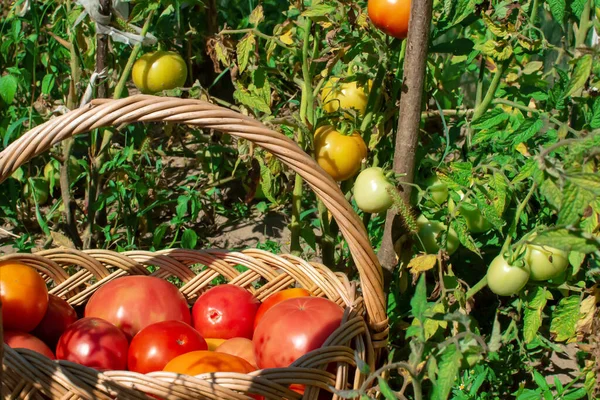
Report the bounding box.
[0,95,388,400]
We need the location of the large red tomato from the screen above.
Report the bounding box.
[215,337,257,368]
[253,297,344,369]
[56,317,129,371]
[85,276,191,339]
[163,350,256,375]
[128,320,208,374]
[368,0,411,39]
[254,288,311,329]
[0,261,49,332]
[3,331,55,359]
[192,285,260,340]
[32,294,78,349]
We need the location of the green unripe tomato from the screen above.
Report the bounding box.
[448,191,492,233]
[486,254,531,296]
[132,51,187,94]
[416,215,460,255]
[424,176,449,205]
[353,167,394,213]
[525,245,569,281]
[23,178,50,205]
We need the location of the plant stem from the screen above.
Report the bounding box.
[221,28,291,49]
[472,59,509,122]
[466,275,488,300]
[474,57,485,107]
[502,183,538,258]
[575,0,592,50]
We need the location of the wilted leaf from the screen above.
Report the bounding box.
[523,286,551,343]
[248,5,264,26]
[550,296,581,342]
[215,40,230,66]
[408,254,437,274]
[576,291,599,341]
[279,29,294,45]
[237,33,256,73]
[557,181,594,225]
[302,4,336,17]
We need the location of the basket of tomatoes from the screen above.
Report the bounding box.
[0,96,388,399]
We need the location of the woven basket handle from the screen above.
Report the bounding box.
[0,95,388,334]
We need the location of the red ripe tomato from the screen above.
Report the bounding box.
[163,350,256,375]
[192,285,260,340]
[0,261,49,332]
[254,288,311,329]
[56,317,129,371]
[85,276,191,339]
[215,337,257,368]
[253,297,344,369]
[368,0,412,39]
[128,320,208,374]
[3,331,55,359]
[32,294,78,349]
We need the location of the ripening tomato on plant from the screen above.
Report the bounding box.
[314,126,367,182]
[525,244,569,281]
[486,255,531,296]
[353,167,394,214]
[253,297,344,369]
[254,288,311,329]
[32,294,78,349]
[85,275,191,340]
[192,285,260,339]
[320,78,371,115]
[0,261,49,332]
[368,0,412,39]
[128,320,208,374]
[132,51,187,94]
[56,317,129,371]
[3,331,55,359]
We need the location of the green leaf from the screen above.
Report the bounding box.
[411,274,427,322]
[566,172,600,195]
[488,313,502,352]
[355,351,370,375]
[492,172,508,215]
[41,74,55,95]
[570,0,587,18]
[550,296,581,342]
[564,55,592,98]
[0,74,18,104]
[451,217,481,256]
[523,287,549,343]
[533,370,550,391]
[557,181,594,225]
[533,229,600,254]
[236,33,255,73]
[233,83,272,114]
[302,4,336,17]
[377,377,396,400]
[547,0,566,21]
[512,159,539,184]
[431,344,462,400]
[540,179,562,210]
[181,229,198,249]
[591,98,600,129]
[176,195,189,219]
[516,389,543,400]
[562,388,587,400]
[512,118,544,145]
[471,107,510,130]
[152,224,168,248]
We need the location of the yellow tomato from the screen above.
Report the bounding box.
[132,51,187,94]
[320,78,371,115]
[314,126,367,181]
[205,338,227,351]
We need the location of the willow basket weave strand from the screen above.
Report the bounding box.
[0,95,389,399]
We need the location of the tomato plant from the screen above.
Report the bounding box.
[3,331,55,359]
[215,337,257,368]
[253,297,343,369]
[132,51,188,94]
[525,244,569,281]
[254,288,311,329]
[486,255,531,297]
[85,276,191,339]
[353,167,394,213]
[0,261,49,332]
[192,285,260,340]
[32,294,78,349]
[314,126,367,182]
[368,0,411,39]
[56,317,129,371]
[128,320,208,374]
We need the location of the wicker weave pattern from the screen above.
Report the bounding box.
[0,95,389,399]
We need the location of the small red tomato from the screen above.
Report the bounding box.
[32,294,78,349]
[3,331,55,359]
[215,337,257,368]
[368,0,412,39]
[192,285,260,340]
[254,288,311,329]
[85,276,191,339]
[56,317,129,371]
[254,297,344,369]
[128,320,208,374]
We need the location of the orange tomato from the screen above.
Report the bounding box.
[163,350,256,375]
[368,0,412,39]
[3,331,55,359]
[215,337,258,368]
[205,338,227,351]
[314,126,367,182]
[0,261,49,331]
[254,288,311,329]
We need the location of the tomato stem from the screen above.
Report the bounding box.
[465,275,488,300]
[502,182,538,263]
